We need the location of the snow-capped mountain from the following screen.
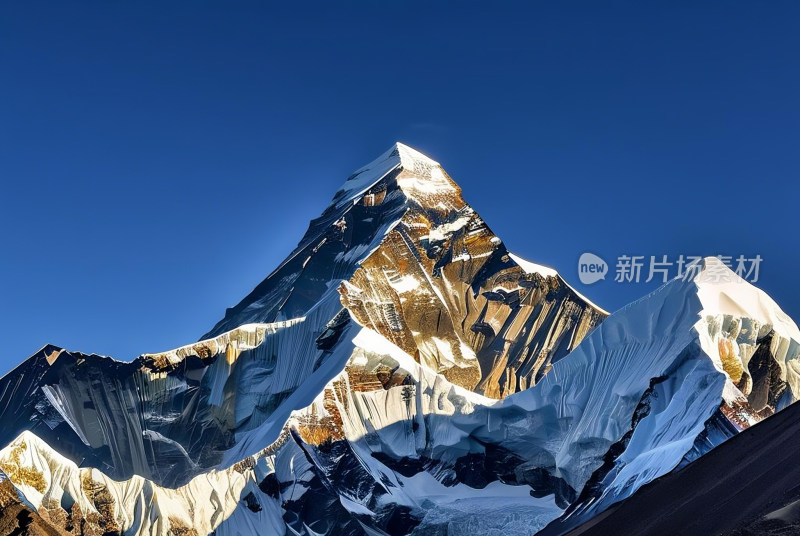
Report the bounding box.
[548,377,800,536]
[0,144,797,536]
[204,143,606,397]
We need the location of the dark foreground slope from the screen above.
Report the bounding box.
[545,399,800,536]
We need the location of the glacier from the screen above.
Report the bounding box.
[0,143,797,536]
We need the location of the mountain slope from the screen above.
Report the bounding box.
[0,475,66,536]
[0,144,605,490]
[550,396,800,536]
[539,258,800,532]
[204,143,607,397]
[0,144,798,536]
[3,258,797,535]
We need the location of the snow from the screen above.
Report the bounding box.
[508,252,559,278]
[428,216,471,242]
[502,257,800,526]
[288,326,564,532]
[333,142,442,209]
[409,483,561,536]
[0,431,260,536]
[143,320,304,366]
[202,142,607,401]
[396,164,457,197]
[491,274,721,495]
[395,141,440,169]
[387,274,420,294]
[337,141,457,206]
[691,256,800,413]
[334,146,401,206]
[4,255,798,535]
[350,328,495,408]
[4,145,797,536]
[696,256,800,342]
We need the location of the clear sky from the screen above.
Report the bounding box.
[2,2,798,375]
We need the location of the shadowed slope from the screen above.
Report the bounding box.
[549,398,800,536]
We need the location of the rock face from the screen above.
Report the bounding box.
[0,475,67,536]
[0,144,798,536]
[205,143,607,397]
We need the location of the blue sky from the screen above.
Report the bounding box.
[2,2,798,374]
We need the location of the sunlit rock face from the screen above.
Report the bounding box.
[206,143,607,398]
[0,145,798,536]
[6,260,796,536]
[0,473,67,536]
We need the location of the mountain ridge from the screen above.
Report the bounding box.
[0,144,797,536]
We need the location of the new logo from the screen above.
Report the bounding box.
[578,253,608,285]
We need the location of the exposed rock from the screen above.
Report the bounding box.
[0,145,797,536]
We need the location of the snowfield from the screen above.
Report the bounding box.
[0,144,797,536]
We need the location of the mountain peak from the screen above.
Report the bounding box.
[332,142,448,209]
[202,144,605,393]
[694,256,800,342]
[393,141,439,168]
[3,143,799,536]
